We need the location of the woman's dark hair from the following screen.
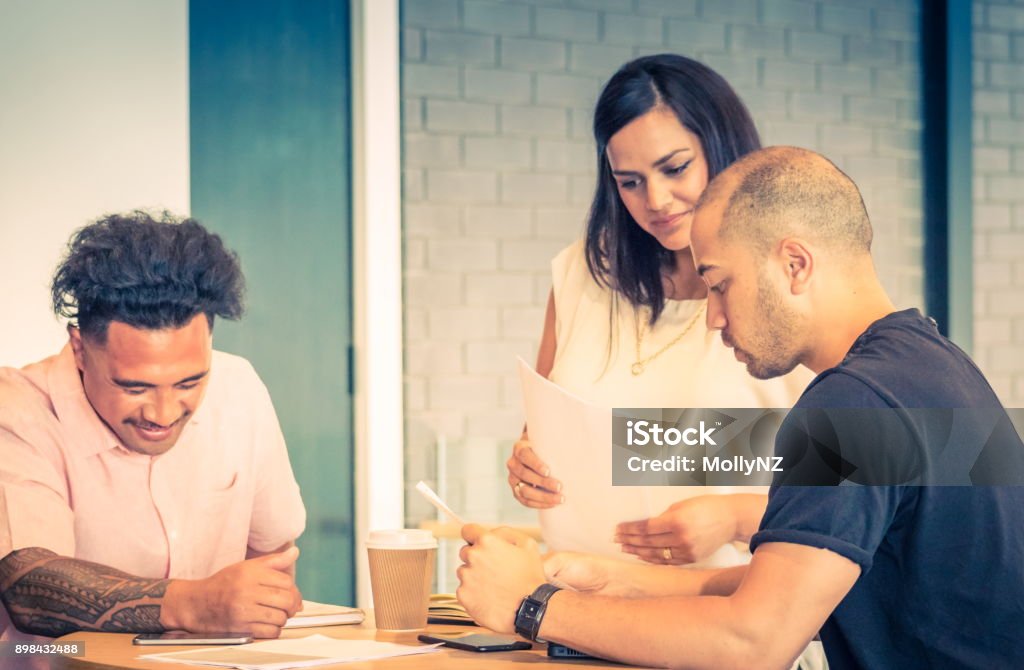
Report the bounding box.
[585,54,761,324]
[51,210,245,341]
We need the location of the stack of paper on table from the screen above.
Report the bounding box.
[284,601,364,628]
[139,634,440,669]
[427,593,475,625]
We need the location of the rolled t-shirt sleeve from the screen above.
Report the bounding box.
[750,485,904,572]
[244,375,306,553]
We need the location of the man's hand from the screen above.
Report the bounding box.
[163,546,302,639]
[246,541,298,578]
[456,524,545,634]
[615,495,739,564]
[543,552,633,596]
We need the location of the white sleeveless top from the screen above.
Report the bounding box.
[542,240,812,567]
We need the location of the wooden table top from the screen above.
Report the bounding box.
[51,620,634,669]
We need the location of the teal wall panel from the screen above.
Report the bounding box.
[189,0,354,604]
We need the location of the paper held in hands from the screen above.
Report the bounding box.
[518,357,655,558]
[517,357,744,567]
[284,600,364,629]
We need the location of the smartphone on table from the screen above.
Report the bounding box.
[132,631,253,645]
[417,632,531,652]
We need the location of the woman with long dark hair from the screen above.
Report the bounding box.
[506,54,810,568]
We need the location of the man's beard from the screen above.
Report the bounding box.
[742,274,803,380]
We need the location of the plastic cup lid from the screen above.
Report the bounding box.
[366,529,437,549]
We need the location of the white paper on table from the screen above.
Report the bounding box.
[139,634,442,669]
[518,358,744,567]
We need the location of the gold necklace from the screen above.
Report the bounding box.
[631,302,706,376]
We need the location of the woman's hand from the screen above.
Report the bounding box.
[506,432,563,509]
[614,495,740,565]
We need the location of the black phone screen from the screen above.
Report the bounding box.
[417,633,532,652]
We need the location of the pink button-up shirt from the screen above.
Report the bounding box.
[0,344,306,652]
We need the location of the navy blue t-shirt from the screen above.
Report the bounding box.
[750,309,1024,669]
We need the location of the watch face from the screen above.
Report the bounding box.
[515,597,541,640]
[516,586,561,642]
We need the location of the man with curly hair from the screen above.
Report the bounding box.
[0,212,307,654]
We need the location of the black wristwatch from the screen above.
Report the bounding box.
[514,583,561,642]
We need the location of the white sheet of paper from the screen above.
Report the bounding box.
[518,358,744,567]
[139,633,441,669]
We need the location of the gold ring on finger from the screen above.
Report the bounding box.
[662,547,672,561]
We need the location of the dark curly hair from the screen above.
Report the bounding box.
[51,211,245,341]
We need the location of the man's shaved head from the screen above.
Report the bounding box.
[697,146,872,258]
[691,147,896,378]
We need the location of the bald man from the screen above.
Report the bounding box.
[455,147,1024,670]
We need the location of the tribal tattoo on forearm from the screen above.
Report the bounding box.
[0,547,169,637]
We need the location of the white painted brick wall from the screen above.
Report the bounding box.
[974,0,1024,408]
[401,0,927,532]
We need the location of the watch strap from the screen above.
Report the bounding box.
[514,583,561,642]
